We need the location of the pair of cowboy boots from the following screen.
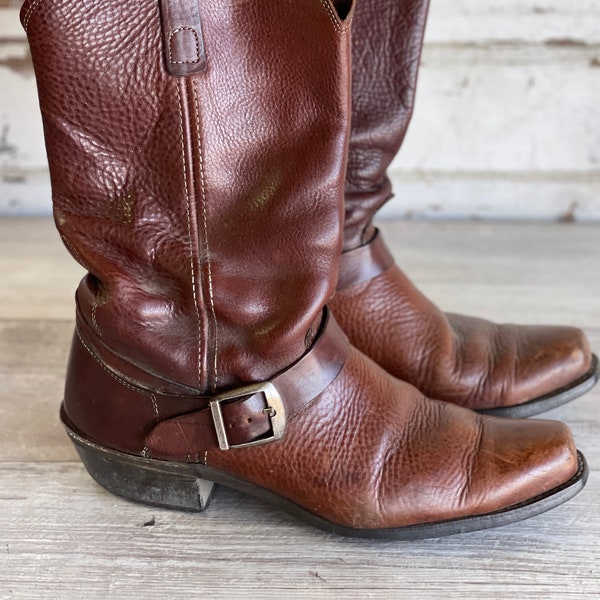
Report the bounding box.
[22,0,598,539]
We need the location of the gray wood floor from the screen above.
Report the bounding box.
[1,218,599,599]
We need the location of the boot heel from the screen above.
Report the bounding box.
[64,425,215,512]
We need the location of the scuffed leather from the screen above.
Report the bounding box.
[331,263,592,409]
[24,0,351,393]
[339,0,593,410]
[65,323,578,529]
[204,349,578,528]
[344,0,430,250]
[24,0,582,531]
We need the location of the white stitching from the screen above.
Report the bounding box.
[76,329,144,395]
[318,0,350,32]
[204,450,209,465]
[23,0,45,32]
[60,235,86,268]
[150,394,160,422]
[168,27,201,65]
[192,85,218,392]
[91,302,102,338]
[176,83,204,388]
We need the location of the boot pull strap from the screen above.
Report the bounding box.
[159,0,208,76]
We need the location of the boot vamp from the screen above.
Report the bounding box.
[205,347,578,530]
[331,264,592,410]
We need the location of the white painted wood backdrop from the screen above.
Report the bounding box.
[0,0,599,220]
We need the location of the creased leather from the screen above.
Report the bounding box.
[203,349,578,529]
[344,0,430,250]
[64,321,578,529]
[336,0,593,410]
[331,249,592,409]
[23,0,582,531]
[24,0,351,393]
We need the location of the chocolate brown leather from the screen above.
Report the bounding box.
[334,0,594,411]
[332,234,592,410]
[63,312,578,529]
[24,0,351,393]
[24,0,583,532]
[158,0,207,76]
[343,0,430,251]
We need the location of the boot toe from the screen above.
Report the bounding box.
[468,416,579,514]
[510,324,592,404]
[375,398,579,528]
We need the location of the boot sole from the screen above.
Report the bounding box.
[62,412,589,540]
[478,353,600,419]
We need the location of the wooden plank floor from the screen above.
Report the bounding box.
[1,217,599,599]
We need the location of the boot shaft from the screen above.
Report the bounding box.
[344,0,430,250]
[23,0,353,391]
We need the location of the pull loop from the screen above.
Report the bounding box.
[159,0,207,76]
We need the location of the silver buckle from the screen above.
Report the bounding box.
[209,381,286,451]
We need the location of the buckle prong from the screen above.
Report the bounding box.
[209,381,286,451]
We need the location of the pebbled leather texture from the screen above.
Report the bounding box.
[331,248,592,410]
[338,0,594,410]
[344,0,430,250]
[201,350,578,528]
[24,0,582,531]
[24,0,351,393]
[64,319,578,529]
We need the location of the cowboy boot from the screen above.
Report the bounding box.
[330,0,599,417]
[23,0,587,539]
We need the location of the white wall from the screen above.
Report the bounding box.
[1,0,599,219]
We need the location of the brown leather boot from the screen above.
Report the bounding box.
[331,0,599,417]
[23,0,587,539]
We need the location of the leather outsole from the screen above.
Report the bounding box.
[479,354,600,419]
[63,414,589,541]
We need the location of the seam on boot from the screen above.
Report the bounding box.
[192,84,219,392]
[76,329,147,396]
[176,83,204,388]
[22,0,45,31]
[318,0,353,31]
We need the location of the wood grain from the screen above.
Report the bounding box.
[0,458,599,600]
[0,218,599,598]
[0,218,85,320]
[3,217,599,325]
[1,3,599,220]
